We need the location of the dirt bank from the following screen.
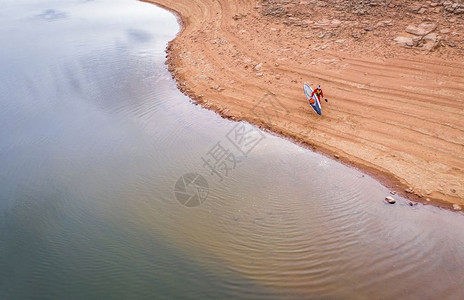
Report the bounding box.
[145,0,464,209]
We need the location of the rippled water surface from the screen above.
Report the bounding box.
[1,0,464,299]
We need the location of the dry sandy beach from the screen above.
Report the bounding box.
[145,0,464,209]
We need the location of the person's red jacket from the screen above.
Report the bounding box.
[311,88,323,100]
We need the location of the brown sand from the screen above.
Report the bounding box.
[145,0,464,209]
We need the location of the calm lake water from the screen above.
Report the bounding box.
[1,0,464,299]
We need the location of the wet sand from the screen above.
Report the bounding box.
[145,0,464,209]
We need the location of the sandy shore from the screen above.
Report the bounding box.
[145,0,464,209]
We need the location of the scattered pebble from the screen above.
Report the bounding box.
[385,196,396,204]
[405,23,437,36]
[254,63,263,71]
[394,36,414,47]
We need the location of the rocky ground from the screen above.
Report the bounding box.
[258,0,463,57]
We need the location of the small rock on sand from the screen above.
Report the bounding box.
[405,23,437,36]
[421,33,439,51]
[394,36,414,47]
[385,196,396,204]
[453,204,462,211]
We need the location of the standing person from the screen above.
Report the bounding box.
[311,85,327,103]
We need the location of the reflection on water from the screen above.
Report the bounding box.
[1,0,464,299]
[36,9,68,21]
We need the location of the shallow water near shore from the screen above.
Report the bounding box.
[1,0,464,299]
